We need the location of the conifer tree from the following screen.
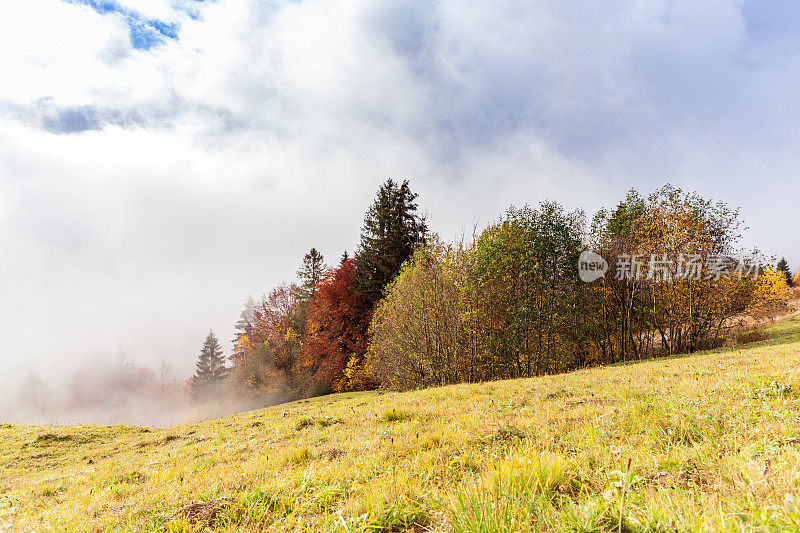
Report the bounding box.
[777,257,794,287]
[231,296,255,365]
[296,248,325,301]
[354,179,427,304]
[190,330,229,403]
[233,296,256,336]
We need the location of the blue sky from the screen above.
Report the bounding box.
[0,0,799,384]
[66,0,180,49]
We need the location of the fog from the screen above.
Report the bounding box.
[2,0,800,415]
[1,351,202,426]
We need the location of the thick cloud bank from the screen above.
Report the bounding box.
[1,0,798,395]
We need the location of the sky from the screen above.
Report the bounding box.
[1,0,799,386]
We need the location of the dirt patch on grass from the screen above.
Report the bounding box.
[31,433,98,446]
[480,425,528,445]
[544,388,573,400]
[137,435,180,448]
[319,448,345,460]
[35,433,75,443]
[646,464,709,490]
[167,497,235,525]
[568,395,611,406]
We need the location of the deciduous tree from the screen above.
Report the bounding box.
[300,259,373,394]
[368,240,466,389]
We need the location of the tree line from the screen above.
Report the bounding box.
[189,181,794,400]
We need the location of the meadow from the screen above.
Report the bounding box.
[2,316,800,532]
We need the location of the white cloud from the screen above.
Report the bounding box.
[0,1,130,103]
[0,0,798,388]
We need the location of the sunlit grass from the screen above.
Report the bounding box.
[2,318,800,531]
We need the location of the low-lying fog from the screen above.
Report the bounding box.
[0,351,230,426]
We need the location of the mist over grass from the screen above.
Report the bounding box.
[1,354,198,426]
[0,343,317,426]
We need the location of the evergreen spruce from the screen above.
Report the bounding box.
[777,257,794,287]
[233,296,256,337]
[296,248,325,300]
[190,330,229,403]
[354,179,427,303]
[231,296,256,363]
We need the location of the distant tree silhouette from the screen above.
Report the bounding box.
[231,296,255,365]
[296,248,325,301]
[189,330,229,404]
[777,257,794,287]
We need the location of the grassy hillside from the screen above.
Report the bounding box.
[2,317,800,532]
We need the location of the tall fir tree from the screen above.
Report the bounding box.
[233,296,256,339]
[354,179,427,304]
[190,330,229,403]
[296,248,326,301]
[777,258,794,287]
[231,296,256,364]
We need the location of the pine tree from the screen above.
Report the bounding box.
[231,296,255,364]
[233,296,256,340]
[296,248,325,301]
[190,330,229,404]
[777,258,794,287]
[354,179,427,304]
[340,250,349,266]
[234,296,256,336]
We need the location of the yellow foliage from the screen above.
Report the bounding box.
[748,267,789,321]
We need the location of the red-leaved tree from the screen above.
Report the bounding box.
[239,283,303,396]
[300,259,374,394]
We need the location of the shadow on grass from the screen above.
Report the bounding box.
[606,315,800,369]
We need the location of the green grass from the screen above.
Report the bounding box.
[2,318,800,531]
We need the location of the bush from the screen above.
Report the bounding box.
[367,241,467,390]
